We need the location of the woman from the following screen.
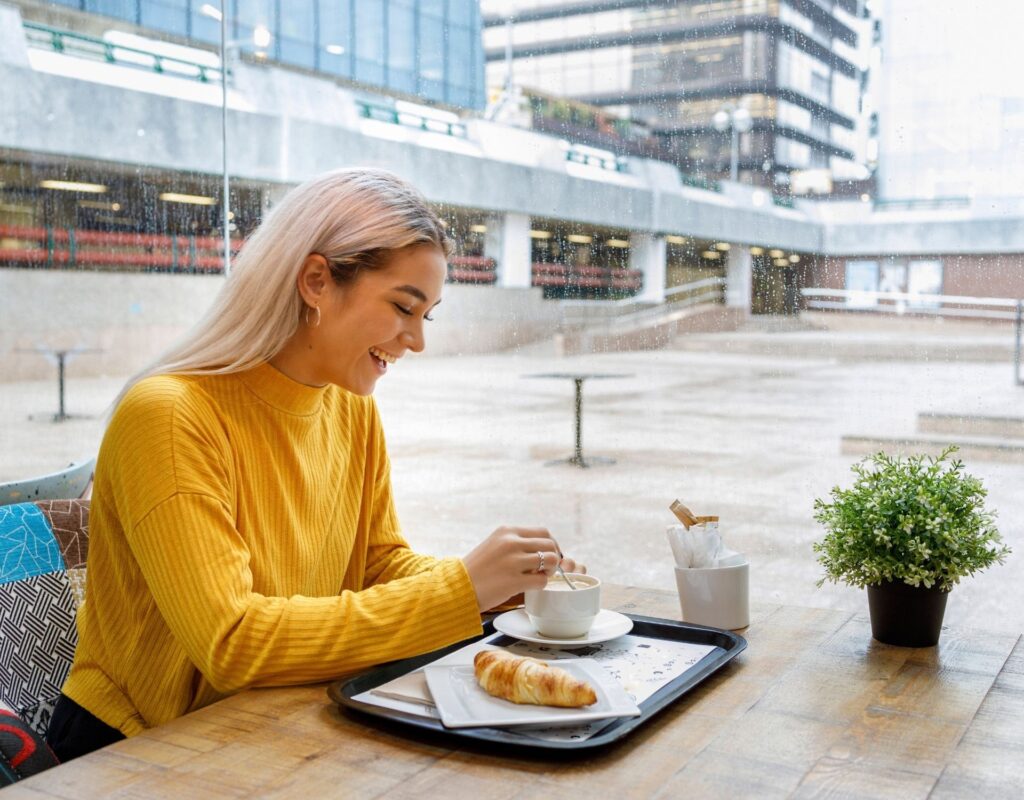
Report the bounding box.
[47,168,583,761]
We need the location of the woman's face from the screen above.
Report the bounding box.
[302,243,446,395]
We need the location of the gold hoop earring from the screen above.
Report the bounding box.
[305,305,321,328]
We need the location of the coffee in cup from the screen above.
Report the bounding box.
[524,574,601,638]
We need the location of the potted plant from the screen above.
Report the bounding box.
[813,446,1011,647]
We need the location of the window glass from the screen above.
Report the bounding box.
[318,0,352,77]
[388,0,416,94]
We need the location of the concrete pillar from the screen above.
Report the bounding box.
[726,244,753,314]
[0,5,30,68]
[485,212,532,288]
[630,233,667,303]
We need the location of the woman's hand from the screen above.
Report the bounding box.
[462,526,586,612]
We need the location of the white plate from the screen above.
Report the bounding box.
[492,608,633,646]
[423,657,640,729]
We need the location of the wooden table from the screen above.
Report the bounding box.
[12,585,1024,799]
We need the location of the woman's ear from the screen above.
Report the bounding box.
[296,253,331,307]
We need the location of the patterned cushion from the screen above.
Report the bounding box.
[0,707,60,785]
[0,500,89,737]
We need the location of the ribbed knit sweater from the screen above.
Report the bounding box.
[62,362,482,736]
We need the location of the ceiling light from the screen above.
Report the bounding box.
[789,254,800,263]
[78,199,121,211]
[470,224,487,233]
[39,180,108,193]
[606,238,630,248]
[529,229,552,239]
[769,249,784,258]
[253,24,272,49]
[774,258,789,267]
[860,193,871,202]
[701,250,720,259]
[749,246,764,256]
[325,44,345,56]
[200,3,222,22]
[665,235,687,244]
[567,234,592,244]
[159,192,216,205]
[714,242,731,251]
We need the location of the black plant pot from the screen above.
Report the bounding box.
[866,580,949,647]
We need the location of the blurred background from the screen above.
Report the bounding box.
[1,0,1022,631]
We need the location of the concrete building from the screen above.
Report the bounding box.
[481,0,877,196]
[1,1,1022,382]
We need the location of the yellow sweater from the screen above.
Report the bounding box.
[63,362,482,736]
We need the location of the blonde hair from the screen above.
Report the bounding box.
[115,168,449,407]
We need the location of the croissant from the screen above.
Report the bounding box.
[473,650,597,708]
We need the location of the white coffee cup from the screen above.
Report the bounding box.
[674,562,749,630]
[524,574,601,638]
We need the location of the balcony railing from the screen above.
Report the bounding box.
[357,100,467,138]
[0,225,237,273]
[23,22,223,84]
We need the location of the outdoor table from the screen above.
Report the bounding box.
[524,372,632,467]
[12,584,1022,799]
[15,346,104,422]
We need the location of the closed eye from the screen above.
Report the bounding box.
[393,302,434,322]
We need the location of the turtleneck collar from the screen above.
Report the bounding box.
[238,361,327,416]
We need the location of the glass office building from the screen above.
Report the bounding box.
[483,0,875,194]
[47,0,485,109]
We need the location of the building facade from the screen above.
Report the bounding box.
[876,0,1024,204]
[40,0,486,108]
[482,0,876,196]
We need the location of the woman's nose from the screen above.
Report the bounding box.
[400,322,425,353]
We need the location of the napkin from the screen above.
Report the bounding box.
[667,524,744,568]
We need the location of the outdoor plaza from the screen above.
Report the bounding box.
[2,315,1023,797]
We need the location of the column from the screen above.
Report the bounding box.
[485,212,532,288]
[726,244,753,314]
[630,233,667,303]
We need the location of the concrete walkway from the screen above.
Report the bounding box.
[2,322,1022,635]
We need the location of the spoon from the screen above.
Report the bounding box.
[554,552,578,590]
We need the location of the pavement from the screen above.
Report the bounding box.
[2,317,1022,635]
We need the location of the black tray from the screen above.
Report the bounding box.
[327,613,746,752]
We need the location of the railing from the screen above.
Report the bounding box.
[0,225,238,273]
[873,197,972,211]
[447,256,496,284]
[801,288,1021,321]
[0,225,498,283]
[356,100,467,138]
[560,276,725,330]
[564,145,628,173]
[23,22,223,84]
[679,173,722,193]
[531,262,643,293]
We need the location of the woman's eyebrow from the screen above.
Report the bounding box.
[394,285,441,307]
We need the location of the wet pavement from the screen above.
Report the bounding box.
[2,324,1022,635]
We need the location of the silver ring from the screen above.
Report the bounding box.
[537,550,546,572]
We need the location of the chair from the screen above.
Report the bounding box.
[0,458,95,507]
[0,499,89,740]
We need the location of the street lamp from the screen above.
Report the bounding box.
[200,4,272,276]
[712,105,752,182]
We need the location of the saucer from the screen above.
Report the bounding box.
[492,608,633,646]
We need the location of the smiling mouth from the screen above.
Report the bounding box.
[369,346,397,371]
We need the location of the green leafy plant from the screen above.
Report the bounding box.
[813,447,1010,591]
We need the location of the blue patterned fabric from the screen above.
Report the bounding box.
[0,504,64,584]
